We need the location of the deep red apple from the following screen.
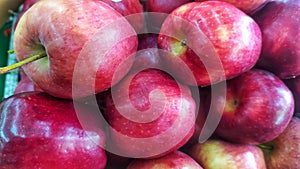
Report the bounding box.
[252,0,300,79]
[13,69,43,94]
[145,0,192,32]
[259,117,300,169]
[284,76,300,115]
[194,0,269,14]
[187,139,266,169]
[182,86,221,150]
[104,69,196,158]
[158,1,262,86]
[13,0,138,99]
[127,151,203,169]
[0,92,107,169]
[21,0,39,10]
[13,73,43,94]
[101,0,145,33]
[130,33,162,72]
[145,0,191,13]
[212,69,294,145]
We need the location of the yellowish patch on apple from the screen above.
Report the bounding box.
[171,39,187,57]
[202,142,237,169]
[176,5,189,14]
[216,25,230,42]
[224,98,238,113]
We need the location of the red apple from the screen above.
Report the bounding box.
[127,151,203,169]
[13,0,138,99]
[104,69,196,158]
[187,139,266,169]
[145,0,191,13]
[20,0,39,13]
[182,86,220,149]
[194,0,269,14]
[15,0,40,29]
[259,117,300,169]
[212,69,294,144]
[158,1,262,86]
[13,69,43,94]
[253,0,300,79]
[145,0,192,32]
[101,0,145,33]
[13,73,43,94]
[130,33,162,72]
[284,76,300,115]
[0,92,107,169]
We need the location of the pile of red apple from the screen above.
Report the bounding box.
[1,0,300,168]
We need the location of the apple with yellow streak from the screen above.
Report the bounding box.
[187,139,266,169]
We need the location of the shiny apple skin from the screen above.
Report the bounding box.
[284,76,300,114]
[0,92,106,169]
[214,69,294,144]
[101,0,143,17]
[261,117,300,169]
[14,69,43,94]
[187,139,266,169]
[145,0,192,32]
[13,74,43,94]
[104,69,196,158]
[130,33,162,72]
[253,0,300,79]
[14,0,138,99]
[195,0,269,14]
[158,1,262,86]
[101,0,145,32]
[127,151,203,169]
[146,0,191,13]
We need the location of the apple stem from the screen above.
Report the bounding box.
[0,53,47,75]
[257,144,273,151]
[181,39,187,46]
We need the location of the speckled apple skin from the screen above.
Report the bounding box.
[127,151,203,169]
[188,139,266,169]
[158,1,262,86]
[262,117,300,169]
[214,69,294,144]
[14,0,138,99]
[105,69,196,158]
[0,92,107,169]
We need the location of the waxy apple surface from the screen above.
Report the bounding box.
[158,1,262,86]
[253,0,300,79]
[14,0,138,98]
[130,33,162,72]
[104,69,196,158]
[284,76,300,115]
[14,69,43,94]
[145,0,192,31]
[101,0,145,32]
[187,139,266,169]
[0,92,106,169]
[127,151,203,169]
[195,0,269,14]
[214,69,294,144]
[146,0,191,13]
[13,74,43,94]
[260,117,300,169]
